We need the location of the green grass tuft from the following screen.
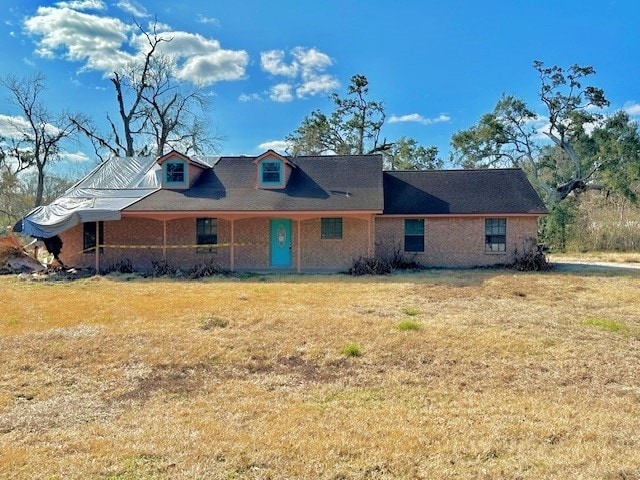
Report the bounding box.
[340,342,362,357]
[402,307,421,316]
[582,317,628,334]
[397,320,421,331]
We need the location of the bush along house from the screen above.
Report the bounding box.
[14,149,547,273]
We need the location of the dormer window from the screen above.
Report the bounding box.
[261,161,282,185]
[165,161,186,185]
[254,150,293,189]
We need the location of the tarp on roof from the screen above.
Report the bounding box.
[14,156,162,238]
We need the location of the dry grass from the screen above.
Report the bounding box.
[1,269,639,479]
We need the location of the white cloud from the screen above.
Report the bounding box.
[196,14,220,26]
[388,113,451,125]
[60,150,90,162]
[239,93,262,102]
[259,46,338,101]
[269,83,293,102]
[258,140,291,152]
[261,50,298,77]
[115,0,149,18]
[293,47,332,75]
[175,50,248,85]
[296,74,339,98]
[623,102,640,117]
[55,0,105,10]
[24,6,135,72]
[24,8,249,86]
[0,114,33,138]
[0,114,61,139]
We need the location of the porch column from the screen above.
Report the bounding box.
[230,219,235,272]
[368,215,373,257]
[94,221,100,272]
[297,219,301,273]
[162,220,167,260]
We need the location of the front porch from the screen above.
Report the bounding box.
[63,212,377,273]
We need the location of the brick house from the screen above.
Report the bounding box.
[16,149,547,272]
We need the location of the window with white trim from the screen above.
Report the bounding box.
[485,218,506,252]
[165,161,186,184]
[261,161,282,184]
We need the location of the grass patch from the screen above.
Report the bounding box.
[340,342,362,357]
[199,316,229,330]
[582,317,629,334]
[0,271,639,478]
[402,307,420,316]
[396,319,421,331]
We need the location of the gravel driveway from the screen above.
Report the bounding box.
[551,259,640,274]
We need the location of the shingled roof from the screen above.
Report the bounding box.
[383,169,547,215]
[127,154,384,212]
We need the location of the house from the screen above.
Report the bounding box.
[14,149,547,272]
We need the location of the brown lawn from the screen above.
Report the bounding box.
[0,269,639,479]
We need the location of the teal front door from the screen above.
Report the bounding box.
[270,219,292,267]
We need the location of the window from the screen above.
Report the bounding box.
[83,221,104,253]
[404,219,424,252]
[165,161,186,184]
[196,218,217,253]
[261,161,281,184]
[485,218,506,252]
[321,217,343,239]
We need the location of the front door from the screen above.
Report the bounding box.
[270,219,292,267]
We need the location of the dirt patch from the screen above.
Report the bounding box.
[118,363,211,402]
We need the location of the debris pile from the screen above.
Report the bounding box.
[0,233,45,274]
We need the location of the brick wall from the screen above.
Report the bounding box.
[298,217,370,270]
[58,214,539,272]
[375,216,539,268]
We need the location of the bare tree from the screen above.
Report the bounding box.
[141,55,214,157]
[73,20,218,160]
[1,73,77,207]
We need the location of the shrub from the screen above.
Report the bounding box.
[340,342,362,357]
[348,257,393,275]
[389,248,422,270]
[102,259,134,274]
[151,260,177,277]
[397,320,421,331]
[187,259,227,279]
[511,237,551,271]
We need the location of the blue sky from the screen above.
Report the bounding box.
[1,0,639,175]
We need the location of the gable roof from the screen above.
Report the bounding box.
[126,154,384,212]
[15,152,547,239]
[383,168,547,215]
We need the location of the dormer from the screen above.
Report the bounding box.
[157,150,208,189]
[253,150,295,189]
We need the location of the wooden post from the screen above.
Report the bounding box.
[230,219,235,272]
[94,221,100,272]
[162,220,167,260]
[368,215,373,257]
[297,219,301,273]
